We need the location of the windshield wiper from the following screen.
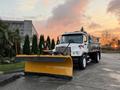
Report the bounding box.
[62,41,71,55]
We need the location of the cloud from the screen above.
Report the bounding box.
[105,28,120,37]
[93,27,120,38]
[47,0,90,27]
[43,0,50,6]
[108,0,120,22]
[36,0,90,38]
[88,22,102,29]
[18,0,38,12]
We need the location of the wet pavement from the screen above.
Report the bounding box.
[0,53,120,90]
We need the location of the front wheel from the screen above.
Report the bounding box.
[78,55,87,70]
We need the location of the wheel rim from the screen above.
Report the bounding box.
[83,58,86,68]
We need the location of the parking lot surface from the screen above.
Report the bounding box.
[0,53,120,90]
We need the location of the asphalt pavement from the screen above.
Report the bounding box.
[0,53,120,90]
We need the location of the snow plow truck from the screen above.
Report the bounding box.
[16,30,101,79]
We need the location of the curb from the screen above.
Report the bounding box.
[0,69,24,75]
[3,69,24,74]
[0,69,24,86]
[0,74,21,86]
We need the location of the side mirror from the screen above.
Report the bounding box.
[83,35,87,42]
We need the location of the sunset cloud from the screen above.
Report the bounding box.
[43,0,49,6]
[1,0,119,39]
[47,0,90,27]
[108,0,120,22]
[92,27,120,38]
[88,22,102,29]
[36,0,90,38]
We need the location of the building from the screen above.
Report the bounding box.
[3,20,38,46]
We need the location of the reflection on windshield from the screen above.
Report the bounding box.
[60,34,83,44]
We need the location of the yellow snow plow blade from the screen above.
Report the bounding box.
[16,55,73,78]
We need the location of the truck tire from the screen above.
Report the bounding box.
[78,55,87,70]
[99,52,101,60]
[94,52,100,63]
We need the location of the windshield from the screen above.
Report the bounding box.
[60,34,83,44]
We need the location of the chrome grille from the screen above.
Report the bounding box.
[56,47,71,55]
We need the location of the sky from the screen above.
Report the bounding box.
[0,0,120,39]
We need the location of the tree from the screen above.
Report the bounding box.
[31,35,38,54]
[118,40,120,50]
[0,19,22,63]
[0,20,13,58]
[51,39,55,49]
[101,31,112,46]
[39,35,45,54]
[14,29,21,54]
[46,36,51,50]
[23,35,30,55]
[56,37,60,44]
[8,29,21,55]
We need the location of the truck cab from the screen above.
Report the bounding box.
[54,31,101,69]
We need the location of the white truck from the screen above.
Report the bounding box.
[53,30,101,69]
[16,30,101,78]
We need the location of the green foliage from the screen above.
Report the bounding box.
[39,35,45,54]
[23,35,30,55]
[7,29,21,55]
[14,29,21,54]
[0,62,24,72]
[31,35,38,54]
[0,19,21,58]
[46,36,51,50]
[0,20,14,58]
[51,39,55,49]
[0,20,8,30]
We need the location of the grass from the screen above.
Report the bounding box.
[0,62,24,72]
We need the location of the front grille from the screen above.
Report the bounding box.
[56,47,71,55]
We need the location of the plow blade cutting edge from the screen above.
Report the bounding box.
[16,55,73,78]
